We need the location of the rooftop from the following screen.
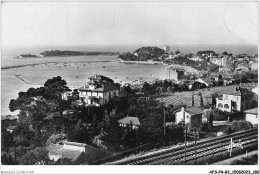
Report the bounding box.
[185,107,203,115]
[88,74,114,83]
[244,107,258,115]
[118,116,141,126]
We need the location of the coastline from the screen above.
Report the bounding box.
[1,60,113,70]
[117,59,200,75]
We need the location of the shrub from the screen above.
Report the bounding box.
[223,120,252,135]
[199,122,208,132]
[45,133,67,147]
[212,108,227,121]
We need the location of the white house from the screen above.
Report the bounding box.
[174,106,203,128]
[216,88,242,112]
[244,107,258,126]
[221,56,228,67]
[190,56,203,62]
[78,74,120,106]
[211,58,222,66]
[162,46,170,53]
[216,87,256,113]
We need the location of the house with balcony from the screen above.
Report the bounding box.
[216,87,256,112]
[78,74,120,106]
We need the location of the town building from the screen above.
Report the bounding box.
[162,46,170,53]
[210,57,222,66]
[118,116,141,130]
[216,87,255,112]
[78,74,120,106]
[252,86,258,102]
[244,107,258,126]
[174,106,203,128]
[221,56,228,67]
[189,56,203,62]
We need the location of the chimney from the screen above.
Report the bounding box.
[181,102,185,112]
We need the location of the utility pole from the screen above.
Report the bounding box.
[164,108,166,144]
[184,126,187,165]
[183,105,187,165]
[230,138,233,157]
[194,127,197,160]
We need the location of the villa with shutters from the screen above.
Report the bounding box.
[78,74,120,106]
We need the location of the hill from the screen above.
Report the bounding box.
[118,46,166,61]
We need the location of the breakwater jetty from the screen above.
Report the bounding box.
[15,74,42,86]
[14,74,80,90]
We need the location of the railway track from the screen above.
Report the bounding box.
[105,128,258,165]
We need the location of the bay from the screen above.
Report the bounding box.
[1,56,176,115]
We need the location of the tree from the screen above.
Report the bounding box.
[208,112,213,128]
[175,50,180,55]
[218,75,223,86]
[199,92,204,107]
[67,119,91,144]
[224,121,252,135]
[142,82,150,93]
[222,51,228,55]
[167,86,172,92]
[1,129,15,152]
[18,147,53,165]
[211,93,218,107]
[1,152,16,165]
[44,76,72,132]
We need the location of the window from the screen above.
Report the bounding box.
[218,103,223,108]
[224,104,229,109]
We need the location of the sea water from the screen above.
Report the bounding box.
[1,55,175,115]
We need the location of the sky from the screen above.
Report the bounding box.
[1,1,258,49]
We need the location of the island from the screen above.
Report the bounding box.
[118,46,166,61]
[40,50,120,57]
[15,50,120,59]
[16,54,41,59]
